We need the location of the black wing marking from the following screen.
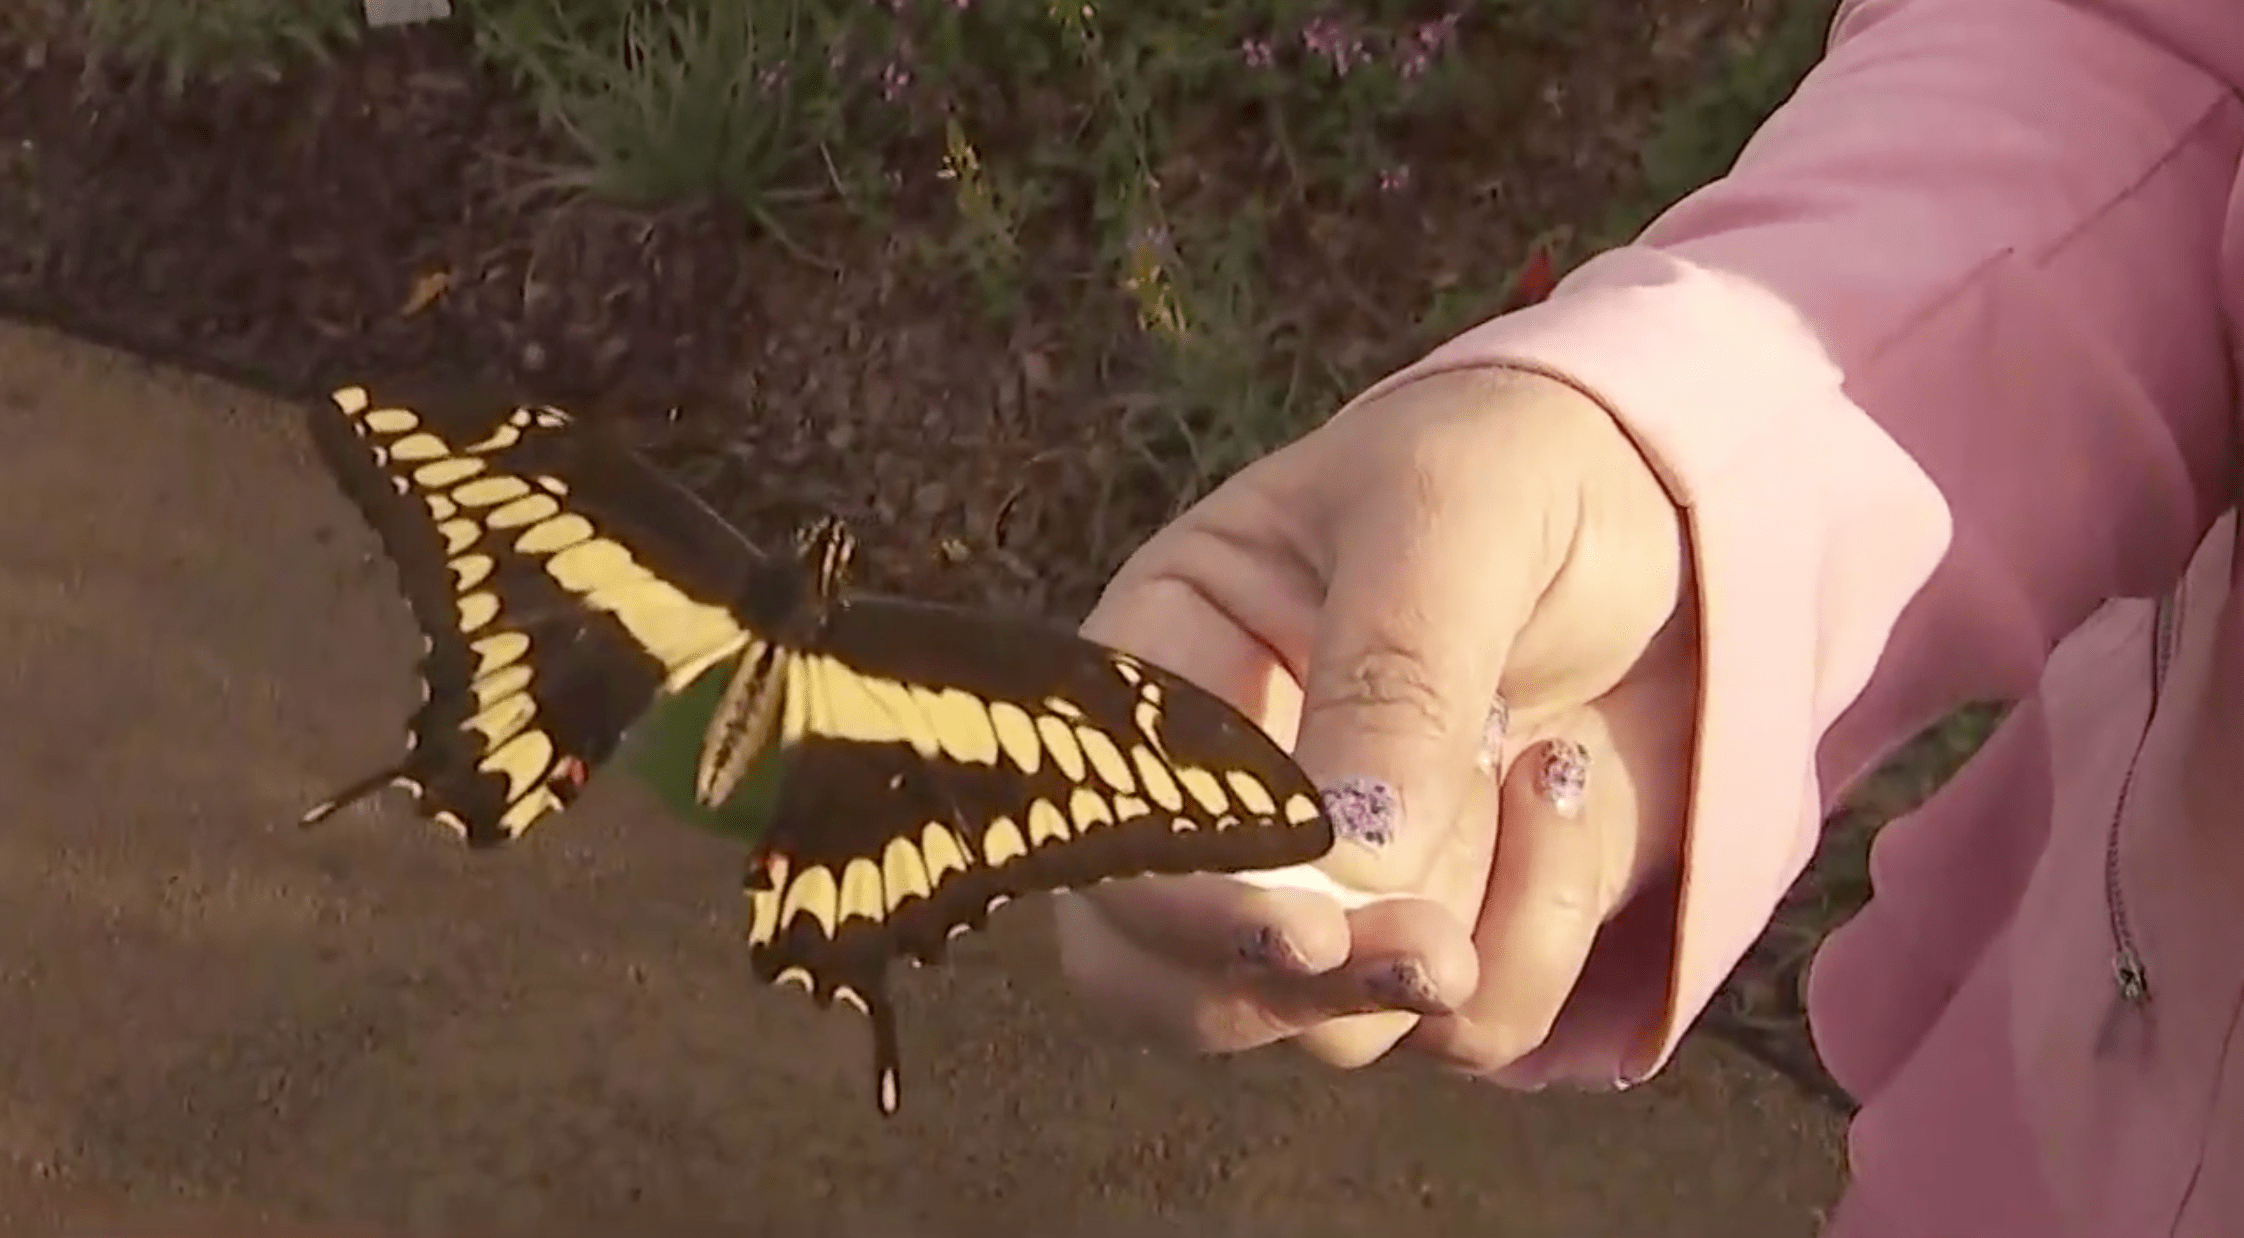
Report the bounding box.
[743,597,1334,1114]
[301,381,765,844]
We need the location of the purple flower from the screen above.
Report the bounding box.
[1396,12,1460,80]
[1301,16,1367,76]
[1415,11,1462,51]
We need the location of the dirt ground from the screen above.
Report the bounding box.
[0,321,1844,1234]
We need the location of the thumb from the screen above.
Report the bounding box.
[1293,458,1559,893]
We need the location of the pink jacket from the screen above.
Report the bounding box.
[1359,0,2244,1231]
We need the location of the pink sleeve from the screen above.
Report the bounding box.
[1349,0,2244,1087]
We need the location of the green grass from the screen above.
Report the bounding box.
[466,0,833,226]
[80,0,363,93]
[1634,0,1839,227]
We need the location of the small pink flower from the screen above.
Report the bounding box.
[1415,11,1462,51]
[1301,16,1366,76]
[1396,12,1459,80]
[1239,37,1273,69]
[880,61,912,101]
[1377,165,1411,192]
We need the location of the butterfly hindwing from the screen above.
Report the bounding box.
[742,595,1334,1113]
[302,383,762,844]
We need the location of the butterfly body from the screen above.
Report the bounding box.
[302,381,1336,1115]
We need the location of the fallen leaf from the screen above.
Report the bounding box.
[399,269,452,318]
[1017,348,1055,394]
[1503,245,1559,311]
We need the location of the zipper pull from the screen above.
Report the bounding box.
[2114,947,2151,1006]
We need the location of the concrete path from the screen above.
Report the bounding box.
[0,322,1846,1236]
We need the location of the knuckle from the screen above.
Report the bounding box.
[1450,1009,1560,1072]
[1321,637,1453,737]
[1492,1007,1566,1063]
[1187,996,1287,1055]
[1423,1017,1545,1076]
[1542,865,1605,924]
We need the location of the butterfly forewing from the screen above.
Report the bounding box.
[743,595,1335,1114]
[302,383,763,844]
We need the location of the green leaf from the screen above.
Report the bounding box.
[618,656,785,847]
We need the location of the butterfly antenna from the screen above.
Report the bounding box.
[299,765,403,828]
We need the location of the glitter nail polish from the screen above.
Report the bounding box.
[1535,739,1590,818]
[1364,957,1447,1013]
[1236,924,1306,973]
[1319,776,1399,848]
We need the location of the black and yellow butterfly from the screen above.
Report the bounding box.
[299,381,1335,1114]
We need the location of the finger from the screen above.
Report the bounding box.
[1082,540,1316,751]
[1289,760,1499,1068]
[1076,873,1352,980]
[1404,729,1616,1073]
[1291,422,1559,893]
[1077,546,1358,980]
[1288,895,1482,1069]
[1054,891,1449,1055]
[1054,890,1302,1054]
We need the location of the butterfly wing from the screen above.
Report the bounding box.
[302,382,764,845]
[743,596,1334,1113]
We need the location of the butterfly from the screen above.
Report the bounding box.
[298,381,1336,1114]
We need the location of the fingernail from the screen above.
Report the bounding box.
[1474,695,1511,774]
[1319,776,1398,848]
[1534,739,1589,818]
[1236,924,1310,973]
[1363,956,1449,1014]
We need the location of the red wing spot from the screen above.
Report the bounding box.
[551,756,590,798]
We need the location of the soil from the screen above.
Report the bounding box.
[0,0,1859,1166]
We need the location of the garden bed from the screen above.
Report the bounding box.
[0,0,1902,1110]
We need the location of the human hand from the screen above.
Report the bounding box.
[1055,366,1698,1078]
